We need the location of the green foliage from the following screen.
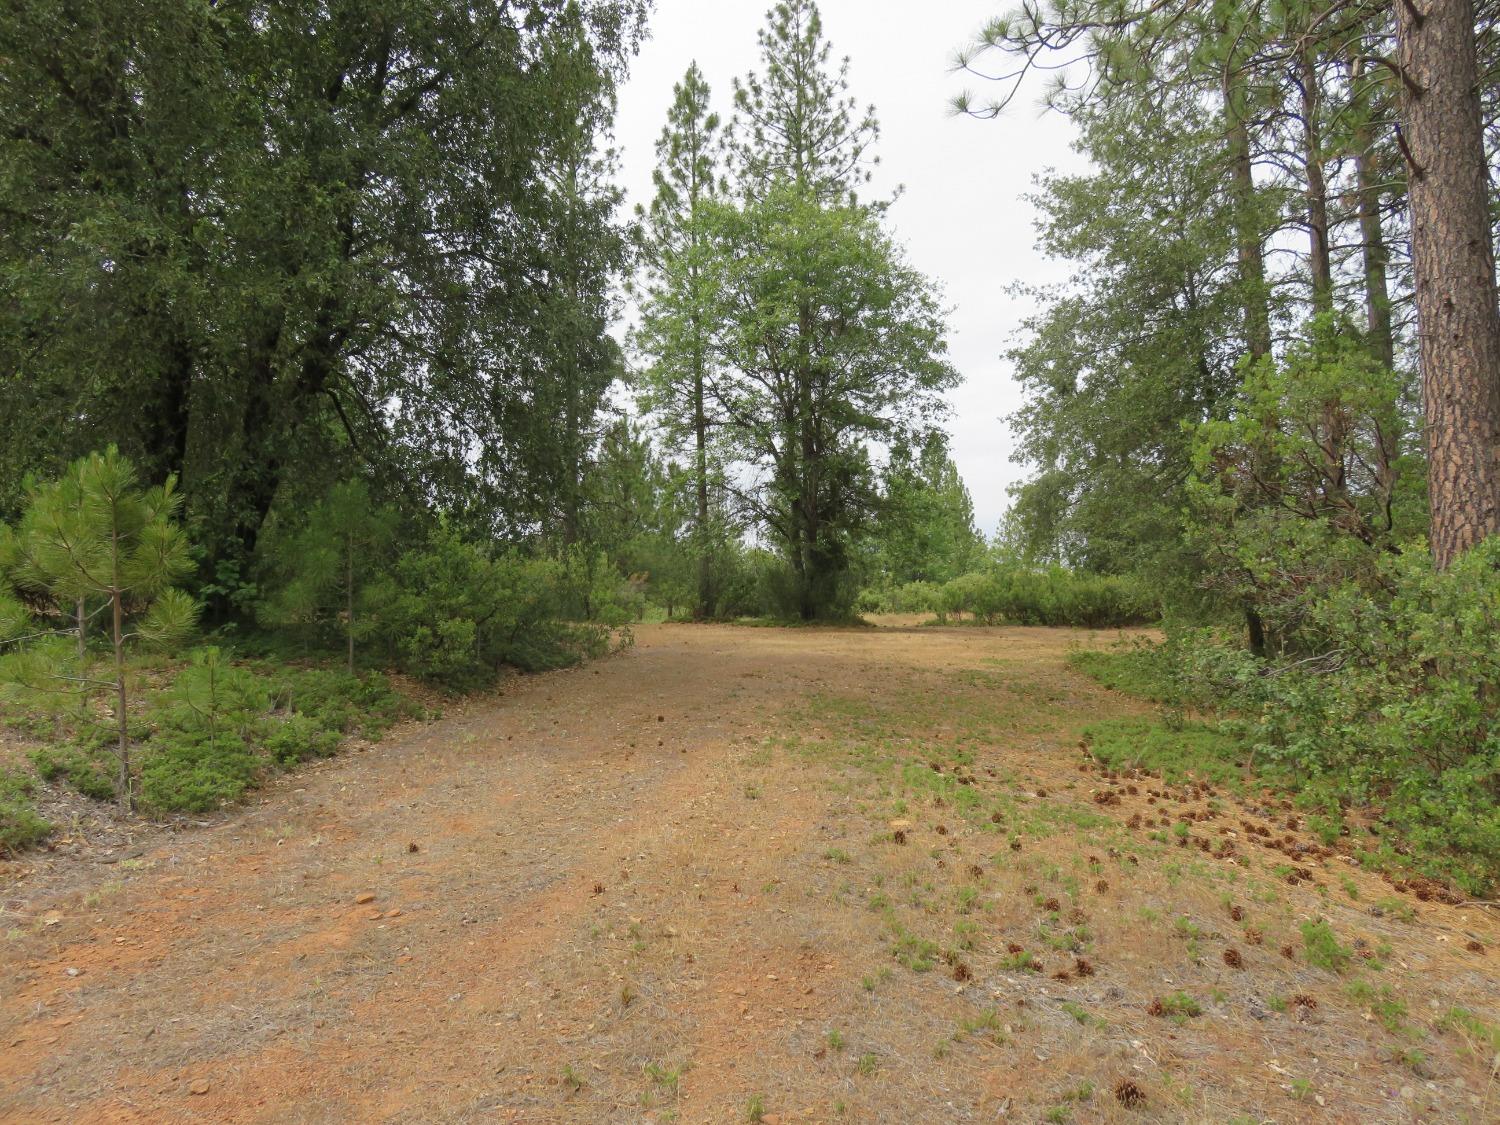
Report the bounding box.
[873,433,984,586]
[0,447,198,806]
[140,727,260,813]
[261,666,411,741]
[1174,539,1500,892]
[1081,717,1244,788]
[259,481,398,672]
[865,564,1156,627]
[1301,920,1353,973]
[0,1,648,588]
[263,714,341,768]
[0,767,51,853]
[30,743,117,802]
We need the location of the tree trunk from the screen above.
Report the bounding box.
[346,537,355,674]
[76,596,86,661]
[693,334,713,619]
[112,586,130,810]
[1396,0,1500,567]
[1222,80,1272,360]
[1298,49,1334,313]
[1349,56,1396,369]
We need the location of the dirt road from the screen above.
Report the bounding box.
[1,623,1496,1123]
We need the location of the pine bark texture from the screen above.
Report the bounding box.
[1396,0,1500,567]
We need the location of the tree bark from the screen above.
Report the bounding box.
[1297,49,1334,313]
[1222,80,1272,360]
[1349,56,1396,369]
[1396,0,1500,567]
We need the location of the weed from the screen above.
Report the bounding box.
[855,1052,878,1076]
[825,1028,845,1052]
[1300,920,1352,972]
[746,1094,765,1122]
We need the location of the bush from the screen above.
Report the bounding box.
[369,528,623,691]
[29,743,117,801]
[900,566,1158,628]
[0,768,51,854]
[264,713,341,767]
[140,728,260,812]
[262,665,411,738]
[1170,538,1500,893]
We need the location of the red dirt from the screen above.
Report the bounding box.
[1,623,1496,1123]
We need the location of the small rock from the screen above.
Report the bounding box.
[189,1079,211,1096]
[355,892,376,904]
[383,908,402,919]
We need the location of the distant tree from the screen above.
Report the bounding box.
[875,434,984,585]
[1,448,197,806]
[260,481,398,673]
[636,62,727,617]
[686,0,956,620]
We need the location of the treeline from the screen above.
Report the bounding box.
[957,1,1500,888]
[0,0,649,617]
[631,2,959,620]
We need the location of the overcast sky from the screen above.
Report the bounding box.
[611,0,1090,536]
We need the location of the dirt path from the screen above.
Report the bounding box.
[2,623,1497,1124]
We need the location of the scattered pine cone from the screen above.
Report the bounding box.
[1095,879,1110,894]
[1244,927,1263,945]
[1113,1078,1146,1108]
[1466,940,1486,954]
[1074,958,1095,977]
[1223,947,1243,969]
[1146,999,1165,1017]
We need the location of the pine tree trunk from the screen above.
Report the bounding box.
[76,596,86,661]
[693,327,713,619]
[1223,80,1271,360]
[346,538,355,674]
[1349,56,1396,369]
[112,586,130,810]
[1396,0,1500,567]
[1298,49,1334,313]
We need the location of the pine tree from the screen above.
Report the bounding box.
[2,448,197,807]
[731,0,878,204]
[636,63,725,617]
[261,481,398,673]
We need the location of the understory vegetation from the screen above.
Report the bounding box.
[1069,540,1500,893]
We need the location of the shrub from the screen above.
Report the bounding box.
[262,666,410,738]
[921,566,1157,628]
[140,727,260,812]
[29,743,117,801]
[1173,538,1500,893]
[0,768,51,854]
[264,713,341,767]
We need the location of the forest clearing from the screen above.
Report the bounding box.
[6,0,1500,1120]
[2,621,1496,1123]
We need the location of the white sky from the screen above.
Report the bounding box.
[612,0,1091,536]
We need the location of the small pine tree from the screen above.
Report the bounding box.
[1,448,197,807]
[261,480,398,672]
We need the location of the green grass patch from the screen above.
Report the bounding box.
[1082,716,1245,788]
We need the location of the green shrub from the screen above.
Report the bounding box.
[262,666,410,738]
[29,743,117,801]
[1173,539,1500,893]
[140,728,259,812]
[0,768,51,853]
[264,713,341,767]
